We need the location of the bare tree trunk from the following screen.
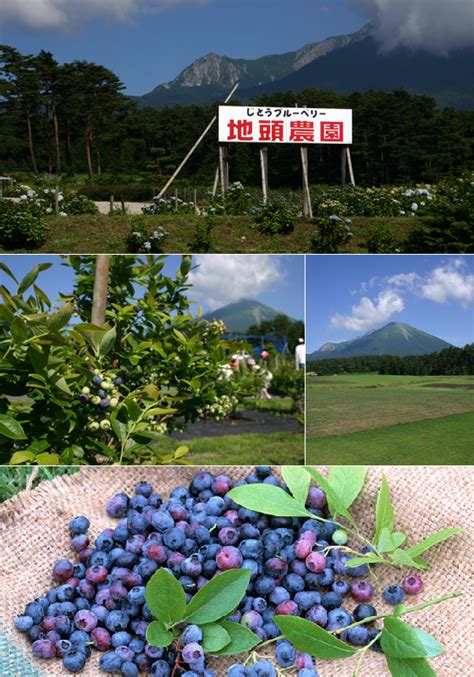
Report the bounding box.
[86,126,94,178]
[26,108,39,176]
[52,101,61,172]
[91,255,110,326]
[66,120,72,172]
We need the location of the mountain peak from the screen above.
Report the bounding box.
[309,322,453,360]
[202,299,295,333]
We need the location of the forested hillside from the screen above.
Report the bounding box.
[1,46,473,188]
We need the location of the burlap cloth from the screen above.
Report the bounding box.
[0,467,472,676]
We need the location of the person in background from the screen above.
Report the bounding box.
[295,337,305,370]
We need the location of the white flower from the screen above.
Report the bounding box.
[46,207,53,214]
[411,202,418,211]
[144,242,151,250]
[59,211,67,217]
[400,210,406,215]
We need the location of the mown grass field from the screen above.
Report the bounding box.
[0,212,412,254]
[306,374,474,464]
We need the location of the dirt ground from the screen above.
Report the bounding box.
[169,409,303,439]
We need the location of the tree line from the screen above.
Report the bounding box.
[308,345,474,376]
[1,45,473,185]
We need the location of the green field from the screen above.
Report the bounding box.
[306,374,474,464]
[179,432,304,465]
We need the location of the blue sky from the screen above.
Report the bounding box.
[307,255,474,352]
[0,254,304,319]
[0,1,366,95]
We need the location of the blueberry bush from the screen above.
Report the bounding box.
[14,467,463,676]
[0,256,244,465]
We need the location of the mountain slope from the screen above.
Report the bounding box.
[240,37,474,109]
[137,24,372,109]
[202,299,295,333]
[308,322,453,360]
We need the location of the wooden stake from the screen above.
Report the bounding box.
[260,147,269,204]
[212,167,219,197]
[347,147,356,186]
[341,146,347,186]
[109,195,114,214]
[300,146,312,218]
[54,184,60,215]
[175,187,178,211]
[91,255,110,327]
[120,195,125,213]
[219,145,230,195]
[157,82,239,198]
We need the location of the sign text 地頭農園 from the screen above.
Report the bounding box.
[218,106,352,145]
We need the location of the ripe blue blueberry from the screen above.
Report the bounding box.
[383,584,406,606]
[347,625,369,646]
[250,660,276,676]
[63,649,87,672]
[275,638,296,667]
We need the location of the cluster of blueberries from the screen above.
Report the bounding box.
[79,370,122,432]
[15,468,423,676]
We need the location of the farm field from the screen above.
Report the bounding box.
[306,374,474,464]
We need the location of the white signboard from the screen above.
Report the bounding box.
[219,106,352,145]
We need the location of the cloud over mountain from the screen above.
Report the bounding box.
[353,0,474,55]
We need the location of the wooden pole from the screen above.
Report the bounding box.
[260,147,269,204]
[174,187,178,211]
[219,145,230,195]
[300,146,312,218]
[54,184,60,215]
[91,255,110,327]
[346,147,356,186]
[109,195,114,214]
[341,146,347,186]
[157,82,239,198]
[212,167,219,197]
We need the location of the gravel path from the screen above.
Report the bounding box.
[94,201,147,215]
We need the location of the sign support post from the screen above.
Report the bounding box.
[219,144,230,195]
[260,147,269,204]
[300,146,313,218]
[341,146,356,186]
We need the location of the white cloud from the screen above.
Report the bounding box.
[353,0,474,55]
[330,289,404,332]
[420,263,474,308]
[386,272,420,290]
[188,255,283,310]
[0,0,210,31]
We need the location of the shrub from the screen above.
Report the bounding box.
[62,193,99,216]
[365,224,401,253]
[255,199,299,235]
[187,217,216,253]
[0,200,48,249]
[311,214,353,253]
[127,224,168,253]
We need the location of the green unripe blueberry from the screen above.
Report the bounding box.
[93,369,101,376]
[101,381,113,391]
[89,421,100,431]
[100,420,111,431]
[81,387,91,395]
[109,398,119,408]
[92,396,101,406]
[332,529,348,545]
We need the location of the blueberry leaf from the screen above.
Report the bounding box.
[210,621,260,656]
[385,655,437,676]
[0,414,27,440]
[145,620,173,648]
[227,484,313,518]
[200,623,231,652]
[274,616,357,659]
[145,568,187,626]
[304,468,355,525]
[344,554,385,568]
[405,528,462,558]
[374,474,394,543]
[282,466,311,505]
[327,466,368,513]
[391,549,425,569]
[183,569,251,625]
[381,618,444,659]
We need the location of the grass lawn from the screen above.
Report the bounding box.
[0,467,78,503]
[306,374,474,463]
[0,213,413,254]
[306,412,474,465]
[167,431,304,465]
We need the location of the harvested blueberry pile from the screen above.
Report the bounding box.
[15,468,425,676]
